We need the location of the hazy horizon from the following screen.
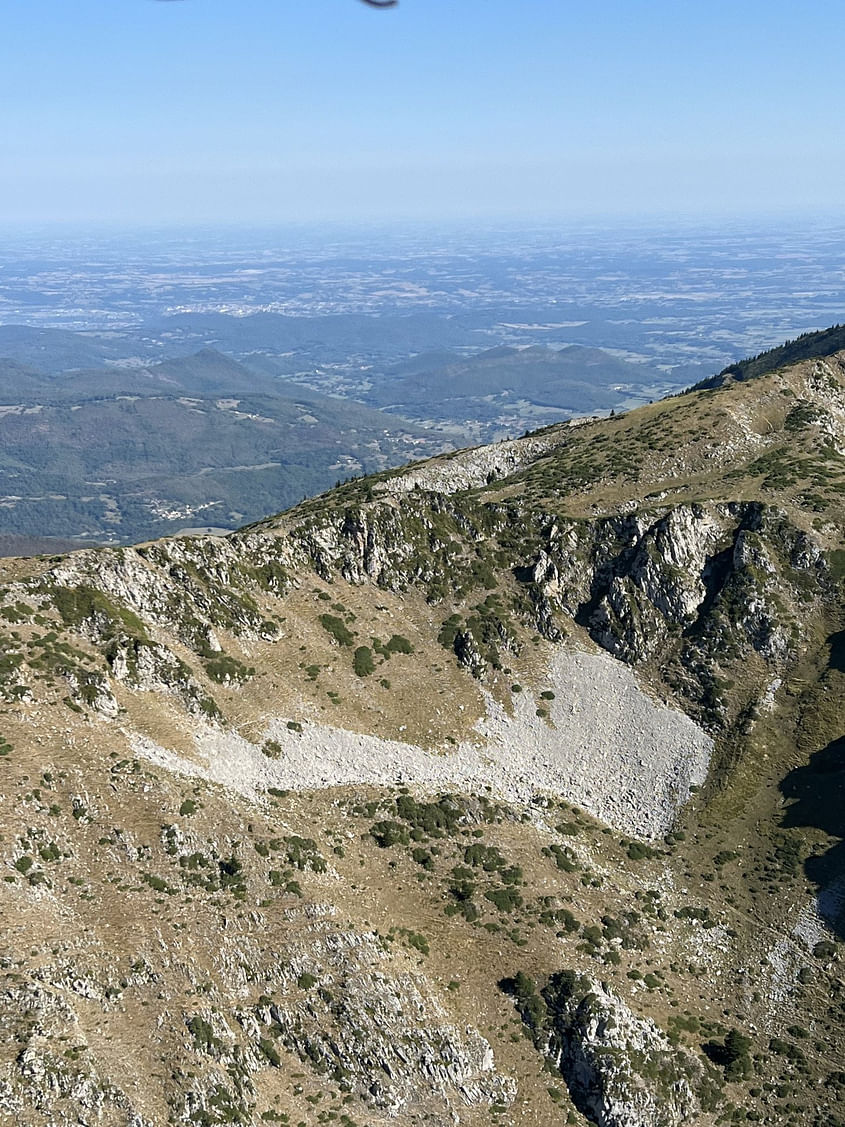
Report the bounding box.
[5,0,845,226]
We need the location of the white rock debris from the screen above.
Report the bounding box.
[131,647,712,840]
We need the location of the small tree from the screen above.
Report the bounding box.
[704,1028,752,1081]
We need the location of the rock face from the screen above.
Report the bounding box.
[506,972,715,1127]
[0,982,155,1127]
[169,926,516,1124]
[545,977,705,1127]
[374,427,584,496]
[523,500,816,676]
[0,927,515,1127]
[246,930,516,1116]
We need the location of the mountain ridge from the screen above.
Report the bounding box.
[0,339,844,1126]
[694,322,845,390]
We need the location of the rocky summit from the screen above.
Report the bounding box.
[0,336,844,1127]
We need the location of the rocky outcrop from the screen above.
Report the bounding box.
[163,927,515,1123]
[505,971,717,1127]
[105,635,216,717]
[529,503,741,660]
[291,502,426,587]
[39,535,283,651]
[0,982,154,1127]
[282,491,825,720]
[514,500,831,733]
[375,426,584,496]
[247,930,515,1115]
[545,976,708,1127]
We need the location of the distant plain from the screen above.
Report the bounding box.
[1,218,843,545]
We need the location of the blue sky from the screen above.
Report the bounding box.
[3,0,844,224]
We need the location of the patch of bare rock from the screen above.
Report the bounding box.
[131,647,712,841]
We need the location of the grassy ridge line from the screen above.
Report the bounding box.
[694,323,845,390]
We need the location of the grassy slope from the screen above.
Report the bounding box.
[0,349,843,1125]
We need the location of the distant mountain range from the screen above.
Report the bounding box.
[0,349,444,544]
[0,319,678,545]
[363,344,660,423]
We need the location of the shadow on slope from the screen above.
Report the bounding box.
[781,730,845,940]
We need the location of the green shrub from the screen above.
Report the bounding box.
[396,794,464,837]
[539,907,580,933]
[581,925,603,948]
[284,836,326,872]
[543,843,579,872]
[464,843,506,871]
[187,1015,219,1052]
[352,646,375,677]
[438,614,462,649]
[197,696,221,720]
[383,634,414,655]
[50,585,148,640]
[142,872,175,895]
[406,932,430,955]
[703,1028,753,1080]
[319,614,355,647]
[674,905,711,924]
[485,887,523,913]
[771,834,803,878]
[218,856,247,897]
[258,1037,281,1067]
[204,654,254,684]
[499,971,547,1039]
[369,820,409,848]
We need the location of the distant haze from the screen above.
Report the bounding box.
[3,0,845,224]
